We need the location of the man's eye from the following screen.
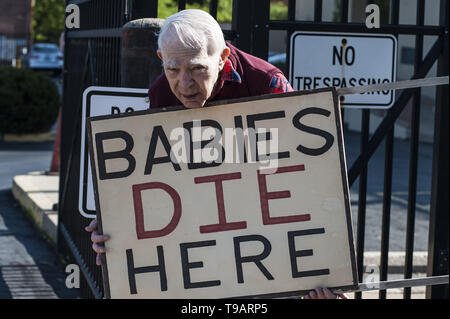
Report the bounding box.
[193,66,206,71]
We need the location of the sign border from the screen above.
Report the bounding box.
[289,31,398,108]
[80,87,149,218]
[87,87,358,299]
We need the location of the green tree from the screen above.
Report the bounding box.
[158,0,288,22]
[32,0,65,44]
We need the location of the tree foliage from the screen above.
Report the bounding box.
[32,0,65,44]
[158,0,288,22]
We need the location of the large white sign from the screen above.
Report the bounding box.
[289,31,397,109]
[80,87,149,218]
[87,87,357,299]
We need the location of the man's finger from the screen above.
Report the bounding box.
[315,287,325,299]
[323,288,337,299]
[309,290,317,299]
[91,231,110,243]
[92,242,106,254]
[96,254,102,266]
[85,219,98,232]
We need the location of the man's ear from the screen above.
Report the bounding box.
[157,50,163,61]
[219,47,231,70]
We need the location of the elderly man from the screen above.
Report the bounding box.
[148,9,293,109]
[86,9,345,300]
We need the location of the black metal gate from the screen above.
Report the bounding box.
[59,0,448,299]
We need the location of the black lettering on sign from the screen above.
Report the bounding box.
[95,130,136,180]
[292,107,334,156]
[332,45,356,66]
[345,46,355,65]
[233,235,274,284]
[183,120,225,170]
[180,240,221,289]
[287,228,330,278]
[126,247,167,294]
[144,125,181,175]
[246,111,290,162]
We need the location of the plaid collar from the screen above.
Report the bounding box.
[220,59,242,84]
[210,59,241,100]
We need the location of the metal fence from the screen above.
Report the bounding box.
[0,35,27,67]
[59,0,448,299]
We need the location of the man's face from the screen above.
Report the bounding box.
[158,46,227,108]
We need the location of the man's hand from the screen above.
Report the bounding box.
[303,287,348,299]
[85,218,110,266]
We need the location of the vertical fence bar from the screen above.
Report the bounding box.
[403,0,425,299]
[285,0,296,81]
[209,0,218,19]
[232,0,252,53]
[379,0,399,300]
[132,0,158,19]
[379,128,394,299]
[314,0,322,22]
[178,0,186,11]
[339,0,348,124]
[426,0,449,300]
[251,0,270,60]
[355,109,370,299]
[340,0,349,23]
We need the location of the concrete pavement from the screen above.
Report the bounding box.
[0,140,79,299]
[0,188,78,298]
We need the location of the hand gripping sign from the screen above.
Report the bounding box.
[87,87,358,299]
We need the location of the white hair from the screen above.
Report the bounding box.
[158,9,226,56]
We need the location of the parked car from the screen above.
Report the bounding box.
[22,43,63,75]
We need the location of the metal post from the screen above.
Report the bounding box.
[251,0,270,60]
[232,0,253,54]
[379,0,399,299]
[404,0,425,299]
[131,0,157,19]
[426,0,449,300]
[285,0,296,81]
[209,0,218,19]
[121,18,164,89]
[355,109,370,299]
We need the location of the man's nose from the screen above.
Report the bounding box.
[179,71,194,89]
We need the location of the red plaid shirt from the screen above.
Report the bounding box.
[213,59,293,99]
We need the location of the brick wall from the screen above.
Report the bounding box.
[0,0,32,39]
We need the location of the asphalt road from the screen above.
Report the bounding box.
[0,140,79,299]
[344,130,431,251]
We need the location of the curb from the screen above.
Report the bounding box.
[363,251,428,274]
[12,172,59,244]
[3,131,56,143]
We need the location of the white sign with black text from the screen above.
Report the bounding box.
[79,87,149,218]
[87,87,358,299]
[289,31,397,109]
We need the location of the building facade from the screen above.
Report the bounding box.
[0,0,32,65]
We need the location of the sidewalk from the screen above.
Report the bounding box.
[12,172,58,244]
[11,171,431,299]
